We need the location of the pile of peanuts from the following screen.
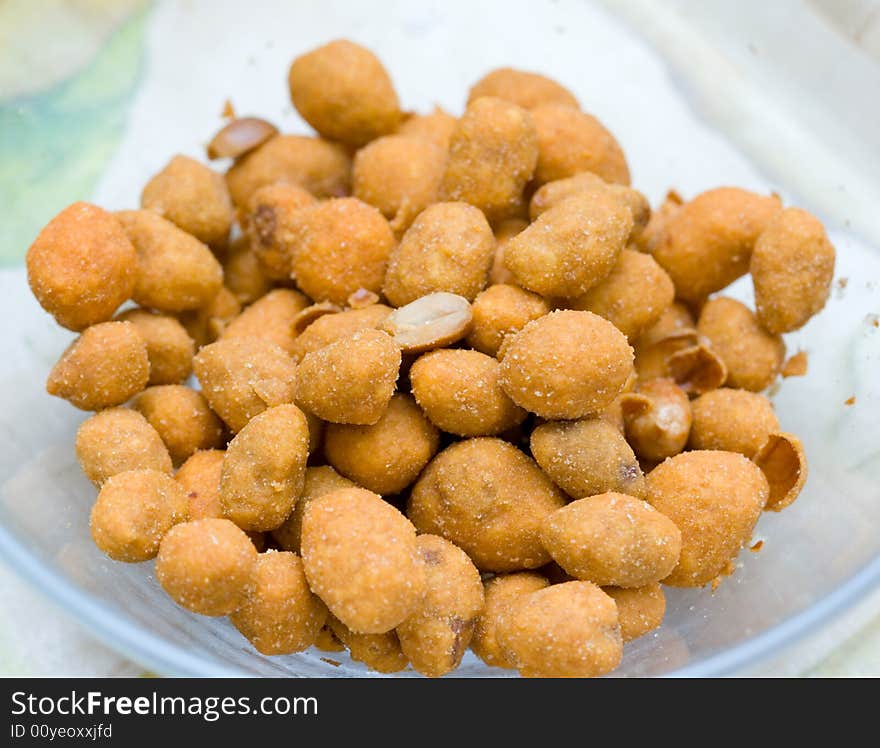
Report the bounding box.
[26,39,833,677]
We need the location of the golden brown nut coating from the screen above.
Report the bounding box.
[90,469,188,562]
[410,349,526,437]
[540,493,682,587]
[567,249,674,341]
[647,450,769,587]
[530,418,646,499]
[141,155,234,248]
[635,301,695,350]
[531,103,630,186]
[468,67,578,110]
[156,518,258,616]
[288,39,401,147]
[498,310,634,420]
[397,106,457,150]
[496,581,622,678]
[353,135,446,234]
[472,572,549,668]
[327,616,409,673]
[220,404,310,531]
[207,116,278,160]
[76,408,172,486]
[132,385,225,466]
[634,189,682,253]
[439,97,538,223]
[175,449,225,520]
[603,583,666,642]
[689,388,779,458]
[396,535,485,677]
[313,624,345,652]
[503,193,631,298]
[295,329,401,425]
[46,321,149,411]
[324,394,439,495]
[697,297,785,392]
[620,379,692,462]
[466,284,550,357]
[230,551,328,655]
[221,288,310,355]
[529,172,650,241]
[271,466,356,553]
[26,202,137,331]
[243,182,317,280]
[408,438,566,572]
[117,210,223,313]
[383,202,495,306]
[290,304,391,362]
[178,286,242,349]
[193,337,298,433]
[488,218,528,287]
[751,207,835,334]
[225,134,351,207]
[379,293,474,353]
[301,488,426,633]
[115,308,194,385]
[651,187,781,303]
[292,198,395,304]
[753,432,807,512]
[223,236,272,306]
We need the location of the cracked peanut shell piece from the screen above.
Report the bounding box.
[647,450,769,587]
[115,308,194,385]
[540,493,682,588]
[242,182,317,280]
[567,248,674,341]
[141,155,234,248]
[530,418,646,499]
[292,198,395,305]
[408,438,566,572]
[288,39,401,147]
[531,103,630,186]
[76,408,172,486]
[220,403,310,532]
[410,349,526,437]
[301,487,426,633]
[751,207,835,334]
[503,193,631,298]
[651,187,781,303]
[193,337,298,433]
[468,67,579,110]
[634,189,683,253]
[396,535,485,677]
[324,393,439,495]
[496,581,623,678]
[327,616,409,674]
[753,432,808,512]
[295,329,401,425]
[117,210,223,313]
[230,551,328,656]
[27,202,137,331]
[697,296,785,392]
[383,202,496,306]
[471,572,549,668]
[221,288,310,356]
[498,310,634,420]
[689,388,780,458]
[466,284,550,357]
[90,469,188,563]
[175,449,225,520]
[47,321,149,411]
[620,379,692,462]
[133,385,225,466]
[353,134,446,235]
[270,466,356,554]
[156,518,258,616]
[603,583,666,642]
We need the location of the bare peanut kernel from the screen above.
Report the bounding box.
[207,117,279,160]
[621,379,692,462]
[380,292,474,354]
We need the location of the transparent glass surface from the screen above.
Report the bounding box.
[0,0,878,676]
